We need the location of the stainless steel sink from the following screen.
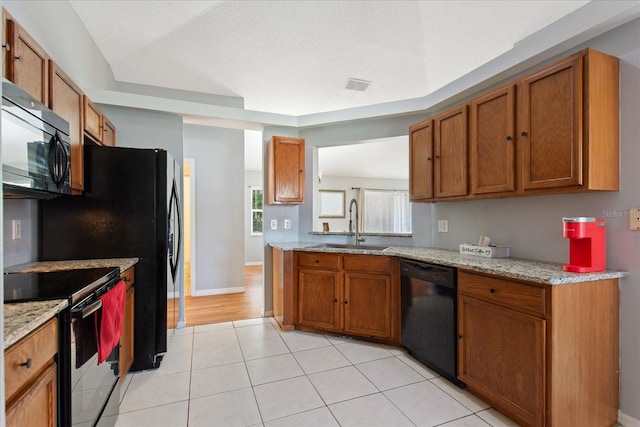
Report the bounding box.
[318,243,389,251]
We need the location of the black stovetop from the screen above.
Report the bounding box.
[4,267,120,305]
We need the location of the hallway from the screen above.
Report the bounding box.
[168,265,264,327]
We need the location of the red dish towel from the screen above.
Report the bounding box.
[95,280,126,364]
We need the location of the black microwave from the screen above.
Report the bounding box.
[2,79,72,199]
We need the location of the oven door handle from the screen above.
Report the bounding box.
[71,300,102,319]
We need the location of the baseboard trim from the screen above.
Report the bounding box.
[245,262,264,266]
[262,309,274,317]
[620,411,640,427]
[191,286,245,297]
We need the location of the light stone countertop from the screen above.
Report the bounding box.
[4,258,139,349]
[270,243,628,285]
[4,257,139,274]
[4,300,68,349]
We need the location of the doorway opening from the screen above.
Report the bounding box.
[183,158,195,298]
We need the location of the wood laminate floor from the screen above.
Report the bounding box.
[167,265,264,328]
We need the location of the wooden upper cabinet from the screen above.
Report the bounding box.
[267,136,305,204]
[409,119,434,201]
[470,84,516,195]
[83,95,103,143]
[434,105,468,198]
[520,49,619,192]
[4,14,49,105]
[102,117,116,146]
[520,54,583,190]
[409,47,619,202]
[49,61,84,193]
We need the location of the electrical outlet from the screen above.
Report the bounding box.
[284,219,291,229]
[12,220,21,240]
[630,208,640,230]
[270,219,278,230]
[437,219,448,233]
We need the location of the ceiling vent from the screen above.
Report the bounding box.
[345,78,371,92]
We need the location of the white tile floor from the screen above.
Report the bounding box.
[115,317,521,427]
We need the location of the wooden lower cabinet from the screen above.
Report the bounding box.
[4,318,58,427]
[5,361,57,427]
[294,252,400,345]
[458,271,619,427]
[119,267,135,380]
[459,294,545,427]
[298,268,341,331]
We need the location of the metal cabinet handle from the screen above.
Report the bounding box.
[343,300,348,304]
[506,135,512,141]
[521,131,528,137]
[14,55,22,61]
[490,288,496,294]
[20,358,32,369]
[333,299,338,303]
[427,156,432,161]
[2,42,10,52]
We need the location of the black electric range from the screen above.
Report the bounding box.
[4,267,120,304]
[4,267,122,427]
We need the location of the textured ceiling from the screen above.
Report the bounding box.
[68,0,589,116]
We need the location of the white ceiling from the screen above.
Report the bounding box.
[68,0,590,117]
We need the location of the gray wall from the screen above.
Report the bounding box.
[245,170,264,265]
[184,124,245,294]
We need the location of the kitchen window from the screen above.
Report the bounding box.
[362,189,411,234]
[251,187,263,235]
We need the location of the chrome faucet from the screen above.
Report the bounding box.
[348,198,365,246]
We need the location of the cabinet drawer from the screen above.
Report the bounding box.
[5,318,58,402]
[121,266,135,290]
[343,255,391,274]
[458,271,545,317]
[297,252,340,269]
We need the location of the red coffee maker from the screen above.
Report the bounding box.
[562,217,606,272]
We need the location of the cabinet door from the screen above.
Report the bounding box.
[434,105,468,198]
[83,96,103,143]
[521,54,582,190]
[103,117,116,146]
[409,119,434,200]
[267,136,305,204]
[6,361,57,427]
[49,61,84,193]
[298,268,341,331]
[6,18,49,105]
[120,286,135,380]
[458,295,545,427]
[470,84,516,194]
[343,272,392,338]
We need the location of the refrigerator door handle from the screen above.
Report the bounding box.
[168,178,182,282]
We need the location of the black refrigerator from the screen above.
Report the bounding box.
[39,142,182,371]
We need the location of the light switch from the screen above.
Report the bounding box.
[270,219,278,230]
[630,208,640,230]
[284,219,291,229]
[12,220,21,240]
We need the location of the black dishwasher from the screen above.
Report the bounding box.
[400,259,464,388]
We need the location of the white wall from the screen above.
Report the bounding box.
[184,124,245,295]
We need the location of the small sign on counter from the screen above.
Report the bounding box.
[459,243,510,258]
